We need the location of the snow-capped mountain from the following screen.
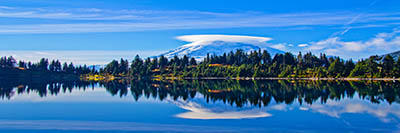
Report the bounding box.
[160,41,284,60]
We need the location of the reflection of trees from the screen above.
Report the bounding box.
[0,79,96,99]
[126,80,400,107]
[129,80,197,102]
[0,78,400,107]
[100,80,129,97]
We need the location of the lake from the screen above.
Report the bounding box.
[0,79,399,132]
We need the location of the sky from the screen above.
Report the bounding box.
[0,0,400,64]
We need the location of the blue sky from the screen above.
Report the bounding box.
[1,0,400,64]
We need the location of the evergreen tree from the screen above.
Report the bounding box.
[343,59,355,77]
[189,58,197,65]
[328,58,344,77]
[38,58,49,71]
[382,55,394,77]
[261,50,272,65]
[62,62,68,72]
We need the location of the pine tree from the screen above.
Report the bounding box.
[189,58,197,66]
[261,50,271,65]
[382,55,394,77]
[328,58,344,77]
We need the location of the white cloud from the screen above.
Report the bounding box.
[0,6,14,9]
[176,34,272,46]
[270,43,287,51]
[303,28,400,59]
[298,44,309,47]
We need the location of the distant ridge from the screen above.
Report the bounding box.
[381,50,400,60]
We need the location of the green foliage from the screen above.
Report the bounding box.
[0,56,94,79]
[327,57,344,77]
[98,49,400,79]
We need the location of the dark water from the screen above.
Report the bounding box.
[0,79,399,132]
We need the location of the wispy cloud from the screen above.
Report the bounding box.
[331,0,381,37]
[270,43,288,51]
[298,44,309,47]
[0,6,14,9]
[0,6,399,33]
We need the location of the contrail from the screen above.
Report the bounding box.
[331,0,379,37]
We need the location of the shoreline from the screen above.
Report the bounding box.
[83,76,400,81]
[161,77,400,81]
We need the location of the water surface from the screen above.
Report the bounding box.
[0,79,399,132]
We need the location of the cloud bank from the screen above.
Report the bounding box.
[301,28,400,59]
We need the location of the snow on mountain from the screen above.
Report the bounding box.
[160,35,285,60]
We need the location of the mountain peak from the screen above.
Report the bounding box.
[161,35,284,60]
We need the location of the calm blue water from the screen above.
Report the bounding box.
[0,80,399,132]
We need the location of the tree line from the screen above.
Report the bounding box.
[0,56,96,78]
[99,49,400,78]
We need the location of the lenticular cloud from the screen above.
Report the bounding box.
[176,35,272,46]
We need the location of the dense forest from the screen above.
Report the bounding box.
[2,49,400,80]
[97,49,400,79]
[0,56,96,80]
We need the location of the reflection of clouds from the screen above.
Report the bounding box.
[269,104,288,111]
[172,93,400,123]
[299,107,309,111]
[171,98,288,119]
[0,120,252,132]
[303,99,400,123]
